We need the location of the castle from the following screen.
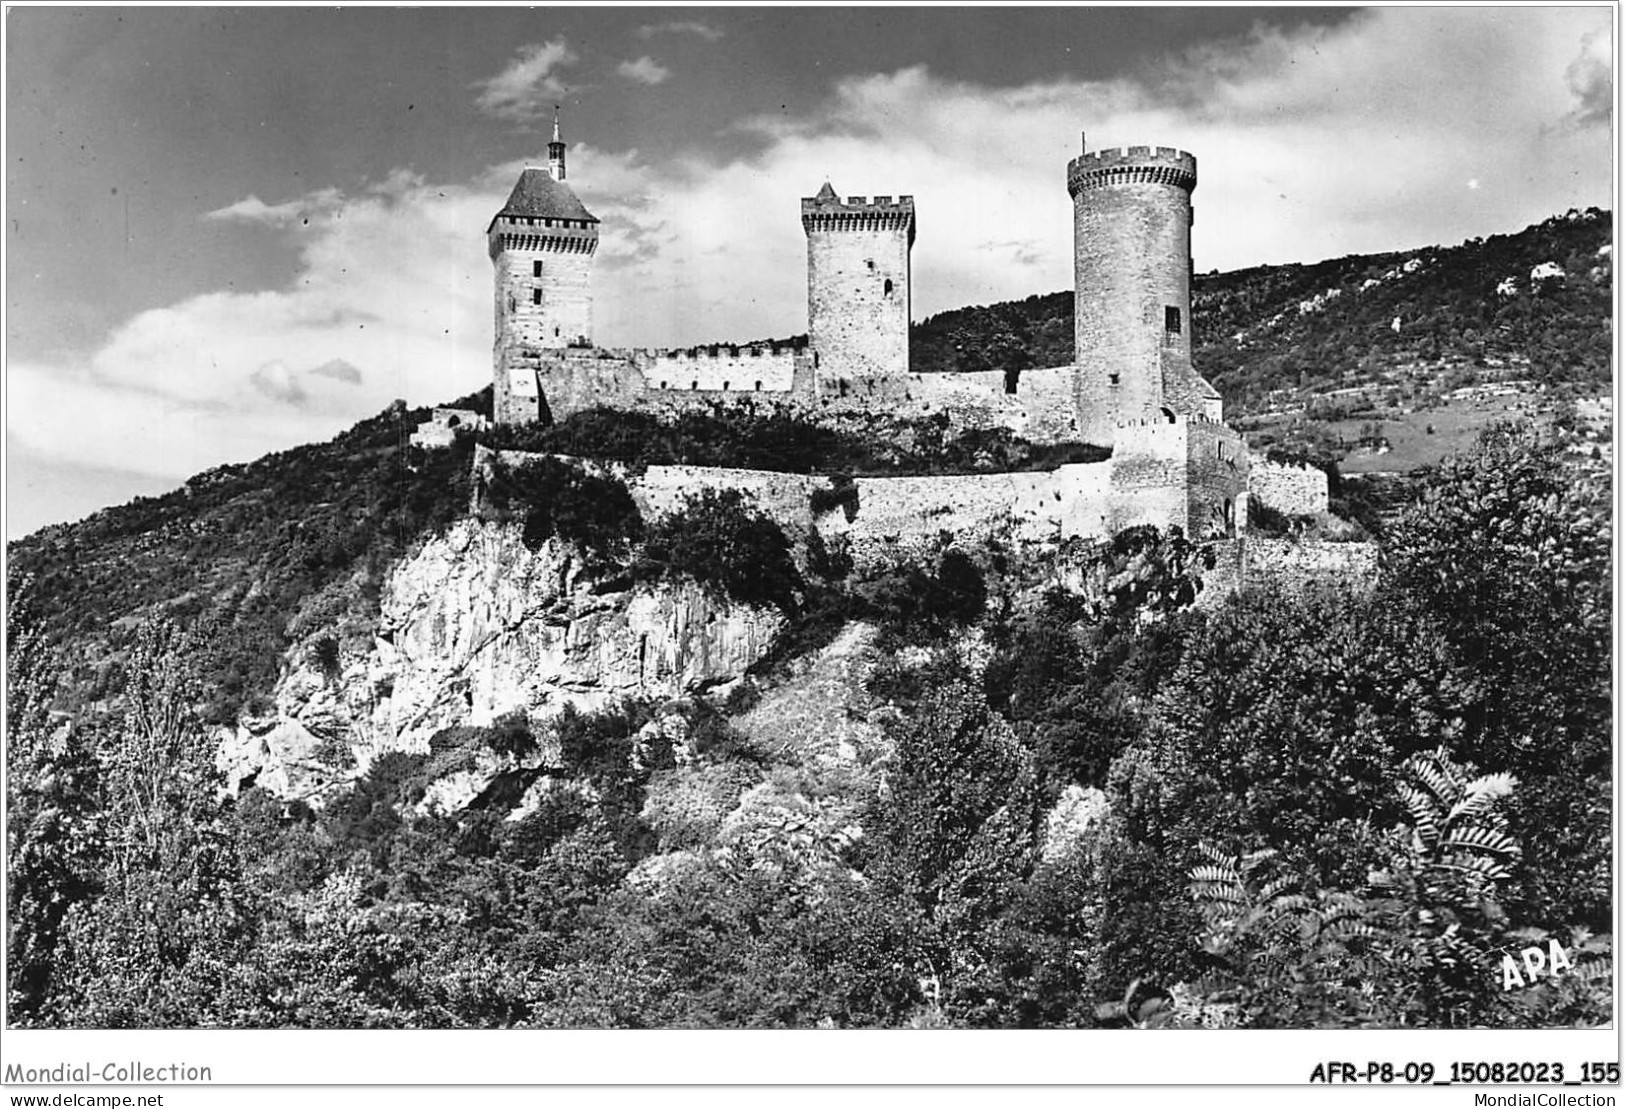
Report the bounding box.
[419,116,1336,553]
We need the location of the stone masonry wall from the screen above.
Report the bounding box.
[1243,537,1379,592]
[495,246,593,352]
[1249,459,1330,517]
[807,218,911,381]
[634,465,819,535]
[836,464,1114,568]
[1107,416,1190,534]
[1185,418,1250,540]
[1071,147,1197,445]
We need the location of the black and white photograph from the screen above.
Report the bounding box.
[3,3,1616,1095]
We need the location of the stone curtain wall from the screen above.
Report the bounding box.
[647,347,799,393]
[1185,418,1250,540]
[1243,537,1378,592]
[1107,415,1190,534]
[1249,458,1330,516]
[634,466,820,535]
[530,349,807,422]
[632,462,1116,572]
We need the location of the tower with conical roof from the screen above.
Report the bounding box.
[801,183,915,384]
[489,110,599,423]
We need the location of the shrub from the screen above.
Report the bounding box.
[484,456,643,565]
[809,474,860,521]
[637,489,803,611]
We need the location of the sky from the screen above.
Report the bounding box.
[4,5,1615,539]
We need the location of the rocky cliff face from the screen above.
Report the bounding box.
[217,519,784,804]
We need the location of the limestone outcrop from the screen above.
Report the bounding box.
[216,519,783,803]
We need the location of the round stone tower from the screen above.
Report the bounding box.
[1067,137,1197,445]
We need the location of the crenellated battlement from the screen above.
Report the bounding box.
[1067,144,1197,196]
[488,219,599,259]
[801,192,916,244]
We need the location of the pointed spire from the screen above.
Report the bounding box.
[547,105,567,181]
[814,181,839,203]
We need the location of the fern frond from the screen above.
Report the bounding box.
[1443,825,1522,857]
[1189,864,1241,886]
[1447,773,1518,824]
[1408,757,1456,807]
[1397,783,1441,849]
[1258,875,1297,903]
[1436,854,1515,882]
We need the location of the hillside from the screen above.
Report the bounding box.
[6,210,1613,1031]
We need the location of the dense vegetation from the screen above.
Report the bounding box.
[483,404,1108,475]
[8,423,1611,1028]
[5,208,1612,1031]
[8,398,482,725]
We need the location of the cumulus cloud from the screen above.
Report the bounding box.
[250,361,308,405]
[11,7,1611,509]
[9,175,496,483]
[474,39,578,120]
[636,20,723,42]
[310,358,363,384]
[205,187,346,226]
[618,55,671,86]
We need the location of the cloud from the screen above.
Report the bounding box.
[204,188,346,226]
[1565,27,1612,126]
[636,20,723,42]
[474,39,578,120]
[11,7,1611,513]
[9,175,496,483]
[617,56,671,86]
[310,358,363,384]
[250,361,308,405]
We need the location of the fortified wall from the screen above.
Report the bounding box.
[1248,458,1332,518]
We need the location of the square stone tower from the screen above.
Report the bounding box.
[489,115,599,423]
[801,184,915,383]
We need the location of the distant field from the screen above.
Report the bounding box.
[1335,390,1548,473]
[1242,388,1612,475]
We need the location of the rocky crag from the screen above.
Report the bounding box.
[217,519,782,804]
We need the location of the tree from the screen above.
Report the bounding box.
[1384,425,1611,926]
[6,580,101,1021]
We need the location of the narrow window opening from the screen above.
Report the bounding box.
[1108,372,1120,385]
[532,288,542,305]
[884,278,894,296]
[866,259,875,272]
[1165,306,1182,334]
[533,261,543,277]
[691,381,698,390]
[754,381,762,391]
[722,381,730,391]
[1003,367,1020,395]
